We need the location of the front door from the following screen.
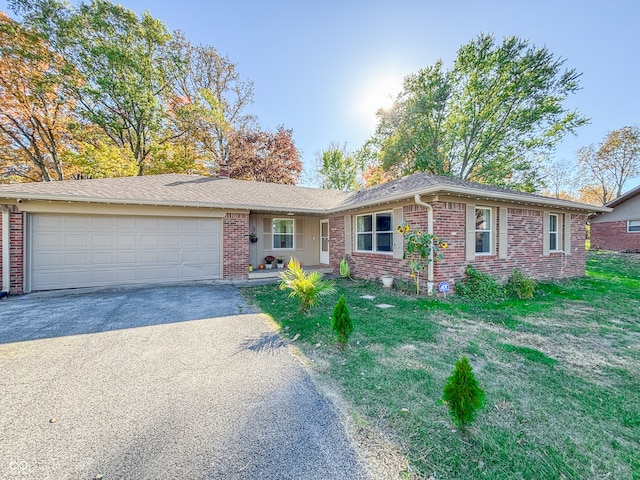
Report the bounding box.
[320,219,329,264]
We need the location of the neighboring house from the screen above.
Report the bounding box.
[590,184,640,253]
[0,172,609,294]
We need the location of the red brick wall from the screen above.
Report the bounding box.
[0,205,25,294]
[223,212,249,280]
[332,202,587,291]
[591,220,640,253]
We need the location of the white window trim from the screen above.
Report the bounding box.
[475,207,493,256]
[628,220,640,233]
[549,213,559,252]
[272,218,295,250]
[355,211,394,255]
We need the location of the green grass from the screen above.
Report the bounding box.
[241,251,640,480]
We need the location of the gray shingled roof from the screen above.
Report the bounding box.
[0,174,349,213]
[0,172,609,213]
[605,183,640,208]
[332,172,609,213]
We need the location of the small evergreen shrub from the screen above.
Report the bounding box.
[455,265,504,301]
[331,295,353,345]
[505,268,537,299]
[442,356,486,427]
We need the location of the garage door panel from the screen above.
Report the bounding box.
[116,251,137,263]
[65,217,88,228]
[31,214,221,291]
[91,217,114,229]
[34,233,62,248]
[161,251,179,262]
[161,218,179,230]
[92,235,113,247]
[64,252,89,265]
[140,235,159,247]
[117,235,137,247]
[116,269,138,282]
[140,251,159,263]
[64,234,89,247]
[90,252,113,265]
[162,235,180,246]
[116,218,137,229]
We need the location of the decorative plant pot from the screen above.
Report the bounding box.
[277,263,284,269]
[381,275,394,288]
[250,237,258,243]
[265,264,272,270]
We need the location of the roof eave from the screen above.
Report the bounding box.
[327,185,612,214]
[0,193,326,214]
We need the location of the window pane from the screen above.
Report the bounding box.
[273,219,293,234]
[475,209,489,230]
[550,214,558,232]
[357,215,372,233]
[376,233,393,252]
[476,232,490,253]
[376,213,392,232]
[550,232,557,251]
[274,234,293,249]
[357,233,373,251]
[629,220,640,232]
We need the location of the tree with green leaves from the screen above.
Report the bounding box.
[331,295,353,345]
[367,34,588,191]
[4,0,302,184]
[316,142,361,191]
[577,126,640,205]
[11,0,186,176]
[171,33,256,175]
[442,356,485,427]
[0,11,76,181]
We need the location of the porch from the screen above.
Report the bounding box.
[247,264,333,280]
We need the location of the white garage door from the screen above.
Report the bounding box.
[30,213,221,291]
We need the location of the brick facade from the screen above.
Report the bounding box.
[332,202,587,292]
[223,212,249,280]
[591,221,640,253]
[0,205,25,294]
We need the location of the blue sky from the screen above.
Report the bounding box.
[2,0,639,191]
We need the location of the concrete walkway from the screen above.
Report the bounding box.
[0,285,371,479]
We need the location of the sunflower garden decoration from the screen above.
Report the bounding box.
[397,221,448,295]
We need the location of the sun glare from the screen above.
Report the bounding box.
[355,73,403,128]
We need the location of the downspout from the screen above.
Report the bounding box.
[414,194,434,295]
[0,205,10,293]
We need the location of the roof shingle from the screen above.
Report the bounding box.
[0,172,608,213]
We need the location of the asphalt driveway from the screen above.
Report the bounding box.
[0,285,371,479]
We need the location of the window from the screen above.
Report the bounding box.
[629,220,640,233]
[272,219,294,249]
[475,208,492,254]
[356,212,393,253]
[549,214,559,251]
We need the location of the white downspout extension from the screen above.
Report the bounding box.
[0,205,10,293]
[414,194,434,295]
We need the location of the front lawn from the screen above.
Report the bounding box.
[241,251,640,480]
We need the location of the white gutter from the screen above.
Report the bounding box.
[414,194,434,295]
[0,205,9,293]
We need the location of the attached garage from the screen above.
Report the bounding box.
[29,213,221,291]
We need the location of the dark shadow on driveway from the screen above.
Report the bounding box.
[0,283,251,344]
